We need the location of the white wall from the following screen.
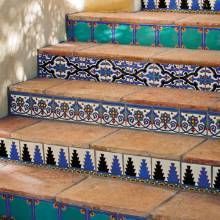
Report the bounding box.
[0,0,79,118]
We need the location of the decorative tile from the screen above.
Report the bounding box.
[124,154,151,179]
[144,0,157,9]
[169,0,178,9]
[90,209,116,220]
[180,110,208,136]
[115,24,134,45]
[0,193,7,217]
[208,112,220,138]
[136,25,156,46]
[61,204,86,220]
[96,151,123,175]
[73,21,92,42]
[69,147,95,171]
[0,138,20,160]
[152,159,180,184]
[152,107,179,133]
[205,28,220,50]
[44,145,69,168]
[159,26,179,48]
[213,166,220,190]
[182,163,211,188]
[94,22,113,43]
[20,141,44,164]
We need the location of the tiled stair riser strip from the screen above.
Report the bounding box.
[9,92,220,138]
[0,193,144,220]
[144,0,220,11]
[37,53,220,92]
[66,19,220,50]
[0,138,220,192]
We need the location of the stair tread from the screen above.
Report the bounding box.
[1,116,220,165]
[39,42,220,67]
[68,11,220,28]
[10,78,220,111]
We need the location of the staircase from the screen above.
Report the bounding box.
[0,8,220,220]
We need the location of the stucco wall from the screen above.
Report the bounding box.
[0,0,80,118]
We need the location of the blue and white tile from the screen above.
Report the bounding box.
[0,138,20,160]
[208,112,220,138]
[20,141,44,164]
[213,166,220,190]
[96,151,123,175]
[124,154,151,179]
[182,163,211,188]
[152,158,180,184]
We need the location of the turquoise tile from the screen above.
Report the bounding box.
[182,27,203,49]
[94,23,113,43]
[115,24,133,45]
[206,28,220,50]
[62,205,85,220]
[136,25,155,46]
[90,210,112,220]
[0,194,7,216]
[74,21,92,42]
[35,200,58,220]
[159,26,179,48]
[10,196,32,220]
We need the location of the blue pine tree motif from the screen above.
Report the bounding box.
[167,163,179,184]
[147,0,156,9]
[214,0,220,10]
[169,0,177,9]
[10,142,19,161]
[34,146,43,165]
[191,0,200,10]
[111,156,122,176]
[84,151,94,171]
[138,159,150,180]
[58,149,68,168]
[198,167,210,188]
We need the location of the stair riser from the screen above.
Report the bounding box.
[9,92,220,138]
[143,0,220,11]
[66,19,220,50]
[38,53,220,92]
[0,193,143,220]
[0,138,220,192]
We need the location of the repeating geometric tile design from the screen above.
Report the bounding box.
[0,193,146,220]
[213,166,220,190]
[38,53,220,92]
[9,92,220,138]
[181,162,212,188]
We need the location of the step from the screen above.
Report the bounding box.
[38,42,220,92]
[9,78,220,138]
[0,116,220,192]
[66,12,220,50]
[143,0,220,11]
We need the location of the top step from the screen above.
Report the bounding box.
[66,12,220,50]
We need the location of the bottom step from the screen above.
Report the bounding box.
[0,162,220,220]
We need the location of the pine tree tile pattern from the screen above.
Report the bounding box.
[0,139,20,160]
[213,167,220,190]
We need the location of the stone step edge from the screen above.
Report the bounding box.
[38,42,220,67]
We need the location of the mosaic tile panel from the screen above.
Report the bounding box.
[37,53,220,92]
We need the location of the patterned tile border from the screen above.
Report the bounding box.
[143,0,220,11]
[0,138,220,193]
[65,18,220,50]
[9,91,220,138]
[37,53,220,92]
[0,193,145,220]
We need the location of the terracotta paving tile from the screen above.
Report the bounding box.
[122,87,220,111]
[46,80,142,102]
[151,191,220,220]
[9,78,66,94]
[57,176,176,217]
[183,140,220,166]
[0,164,85,200]
[0,116,40,138]
[11,120,118,147]
[152,48,220,67]
[91,129,205,160]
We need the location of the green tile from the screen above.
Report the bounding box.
[90,211,111,220]
[74,21,91,42]
[94,23,112,43]
[115,24,133,45]
[62,205,85,220]
[10,196,32,220]
[136,25,155,46]
[206,29,220,50]
[159,26,179,48]
[35,200,58,220]
[182,27,202,49]
[0,194,6,216]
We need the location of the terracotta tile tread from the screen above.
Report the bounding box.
[68,12,220,28]
[38,42,220,67]
[9,78,220,111]
[0,162,220,219]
